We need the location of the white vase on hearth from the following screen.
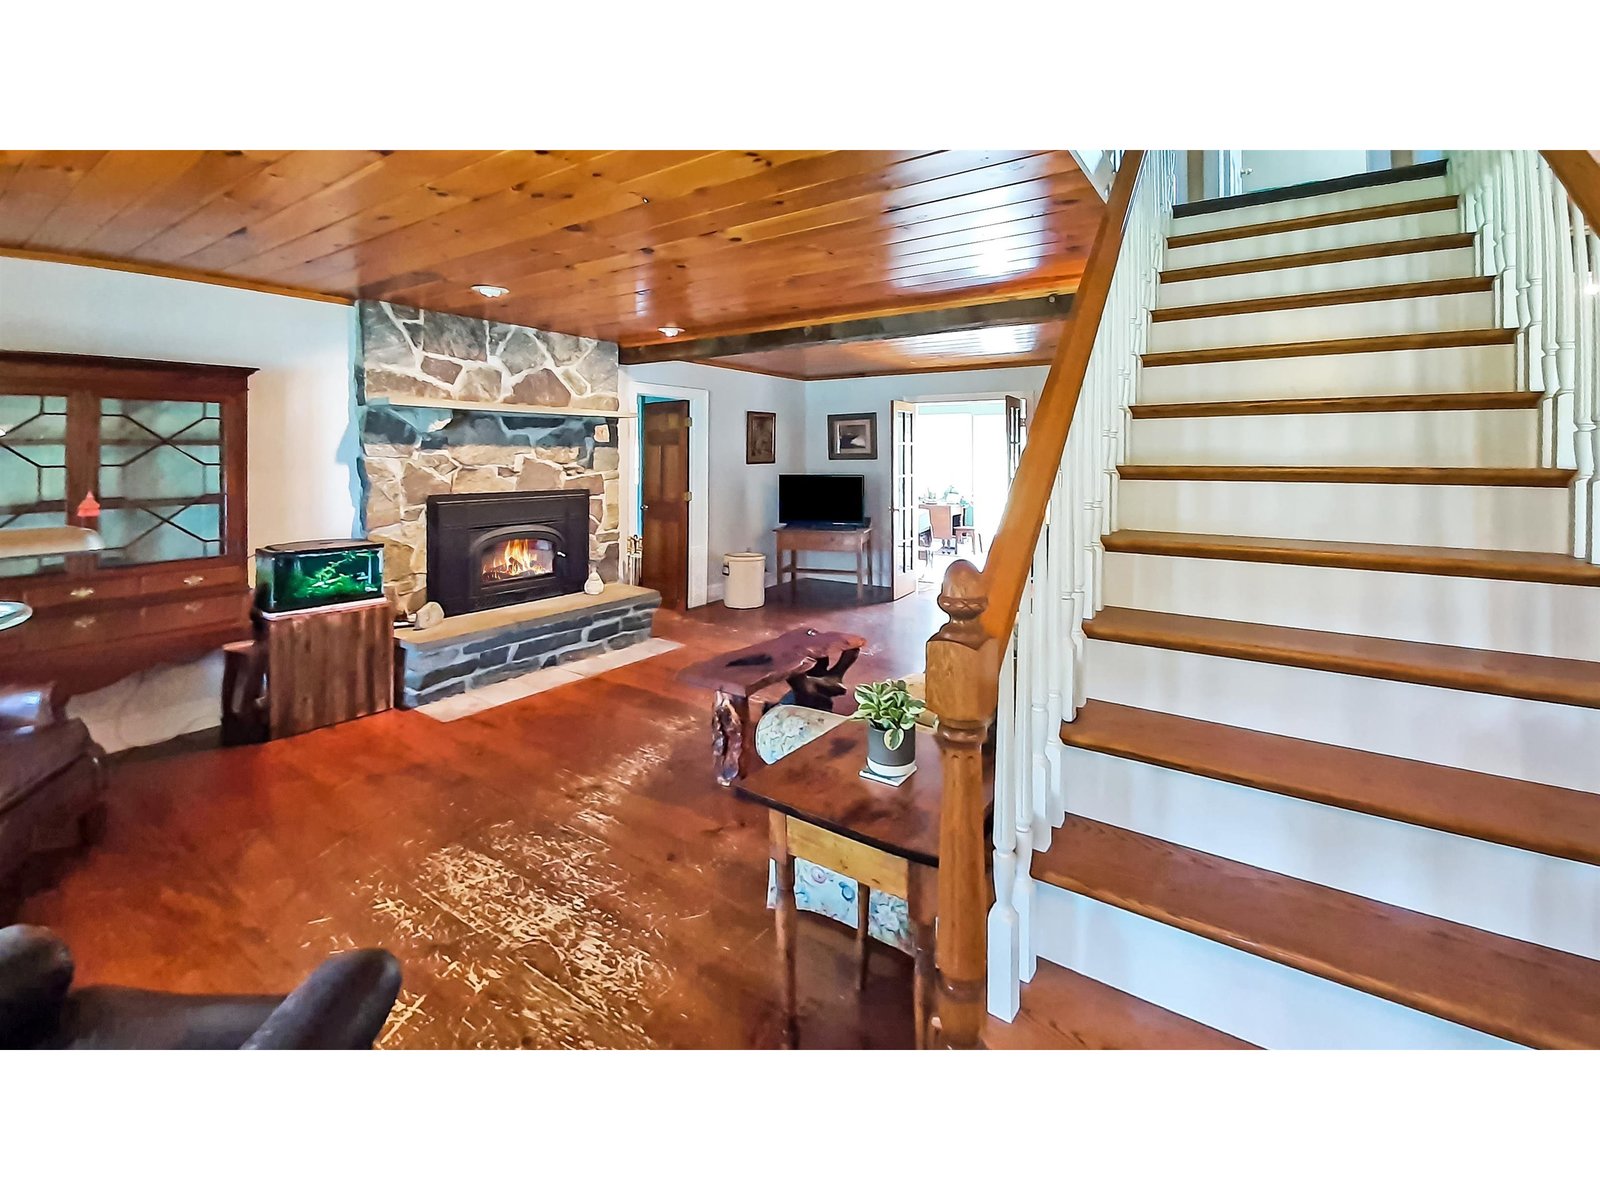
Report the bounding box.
[584,567,604,595]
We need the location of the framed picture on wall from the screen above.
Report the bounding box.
[827,412,877,460]
[746,410,776,464]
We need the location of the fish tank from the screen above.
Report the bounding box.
[254,539,384,613]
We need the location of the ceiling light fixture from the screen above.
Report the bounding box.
[658,325,684,338]
[471,284,509,298]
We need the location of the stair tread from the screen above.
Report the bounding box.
[984,959,1256,1050]
[1035,814,1600,1048]
[1167,194,1459,250]
[1142,328,1513,368]
[1172,160,1448,220]
[1083,606,1600,709]
[1117,464,1572,486]
[1101,529,1600,586]
[1162,233,1475,285]
[1131,392,1539,418]
[1153,276,1494,323]
[1061,700,1600,865]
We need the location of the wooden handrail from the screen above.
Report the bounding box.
[922,151,1146,1049]
[978,152,1146,643]
[1544,151,1600,235]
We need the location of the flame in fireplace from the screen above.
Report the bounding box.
[481,536,555,584]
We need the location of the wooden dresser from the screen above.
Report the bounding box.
[0,352,254,697]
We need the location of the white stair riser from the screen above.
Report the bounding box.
[1165,209,1461,272]
[1147,290,1498,354]
[1085,639,1600,791]
[1032,884,1515,1049]
[1159,247,1477,309]
[1103,552,1600,661]
[1140,343,1515,404]
[1063,747,1600,958]
[1117,479,1568,553]
[1127,406,1536,469]
[1171,174,1453,238]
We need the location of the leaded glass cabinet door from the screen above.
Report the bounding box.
[0,392,70,578]
[96,396,226,566]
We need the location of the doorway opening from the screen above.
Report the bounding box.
[889,393,1025,602]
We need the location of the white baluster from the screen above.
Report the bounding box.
[988,635,1021,1019]
[1586,230,1600,565]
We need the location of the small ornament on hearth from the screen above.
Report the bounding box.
[413,601,445,631]
[584,567,604,595]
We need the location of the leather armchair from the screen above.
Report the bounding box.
[0,684,106,919]
[0,925,403,1049]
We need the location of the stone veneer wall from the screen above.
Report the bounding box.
[355,301,623,613]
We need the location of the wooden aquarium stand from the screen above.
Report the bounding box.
[222,596,394,743]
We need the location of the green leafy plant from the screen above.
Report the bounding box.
[852,679,926,750]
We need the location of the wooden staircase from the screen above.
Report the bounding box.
[992,159,1600,1049]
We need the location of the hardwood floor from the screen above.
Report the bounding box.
[19,579,950,1049]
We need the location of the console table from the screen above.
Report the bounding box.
[774,524,873,601]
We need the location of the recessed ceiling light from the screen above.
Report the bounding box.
[471,284,509,298]
[658,325,684,338]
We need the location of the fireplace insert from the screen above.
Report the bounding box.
[426,490,590,615]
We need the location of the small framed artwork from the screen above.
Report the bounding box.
[827,411,878,460]
[746,410,776,464]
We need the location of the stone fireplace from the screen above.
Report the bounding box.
[353,300,623,614]
[426,489,591,616]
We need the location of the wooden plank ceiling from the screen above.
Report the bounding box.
[0,149,1099,370]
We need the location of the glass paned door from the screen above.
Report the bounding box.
[0,394,70,577]
[97,397,224,566]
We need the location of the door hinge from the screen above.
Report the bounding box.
[683,490,693,502]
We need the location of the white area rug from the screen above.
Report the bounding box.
[415,637,683,723]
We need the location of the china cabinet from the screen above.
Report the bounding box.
[0,352,254,695]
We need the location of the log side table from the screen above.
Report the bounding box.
[677,627,865,786]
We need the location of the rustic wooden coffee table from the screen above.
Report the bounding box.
[734,720,946,1049]
[678,627,864,786]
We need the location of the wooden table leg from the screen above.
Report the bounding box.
[856,540,864,602]
[711,689,754,786]
[910,863,937,1050]
[855,886,871,991]
[770,810,799,1048]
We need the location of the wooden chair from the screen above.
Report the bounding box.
[954,524,984,554]
[926,504,956,551]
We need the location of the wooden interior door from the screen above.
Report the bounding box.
[1005,394,1027,481]
[891,400,917,600]
[640,400,690,609]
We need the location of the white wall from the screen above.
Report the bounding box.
[0,257,359,550]
[1,257,358,749]
[802,365,1049,580]
[621,361,806,602]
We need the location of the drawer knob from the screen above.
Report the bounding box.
[70,586,96,599]
[73,615,96,630]
[183,575,205,586]
[183,602,203,614]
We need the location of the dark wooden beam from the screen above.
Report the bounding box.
[617,294,1073,365]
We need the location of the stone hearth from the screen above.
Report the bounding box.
[394,584,660,708]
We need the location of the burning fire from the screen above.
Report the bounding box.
[481,536,554,584]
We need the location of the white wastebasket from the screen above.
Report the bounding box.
[722,551,766,609]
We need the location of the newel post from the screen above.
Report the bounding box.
[925,559,1001,1049]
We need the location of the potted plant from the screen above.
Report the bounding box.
[853,679,926,780]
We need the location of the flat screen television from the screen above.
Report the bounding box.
[778,474,867,527]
